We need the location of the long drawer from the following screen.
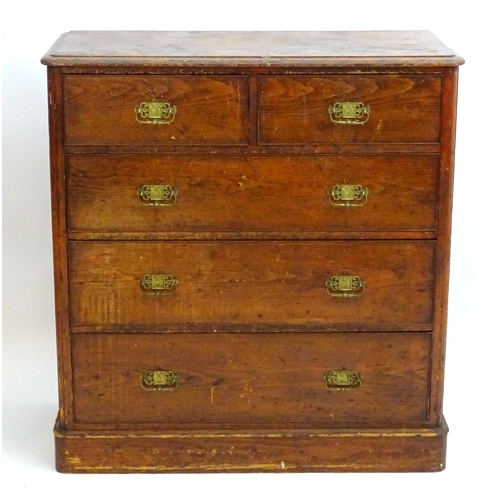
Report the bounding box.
[67,154,438,234]
[63,75,249,145]
[68,241,435,331]
[259,75,442,144]
[72,333,431,424]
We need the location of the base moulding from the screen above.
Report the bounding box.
[54,417,448,473]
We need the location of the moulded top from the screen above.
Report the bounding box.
[41,31,464,68]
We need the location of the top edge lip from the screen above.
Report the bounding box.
[41,55,466,67]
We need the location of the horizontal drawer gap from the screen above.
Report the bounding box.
[70,326,435,334]
[70,331,434,335]
[65,144,441,154]
[67,233,438,242]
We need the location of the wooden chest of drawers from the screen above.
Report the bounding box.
[42,31,463,473]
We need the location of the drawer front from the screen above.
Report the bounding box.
[69,241,435,331]
[67,154,438,233]
[63,76,249,145]
[259,75,442,144]
[73,333,431,424]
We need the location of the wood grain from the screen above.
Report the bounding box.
[429,67,459,426]
[67,154,439,233]
[64,75,249,145]
[259,75,442,144]
[43,30,462,473]
[42,31,464,68]
[68,241,435,331]
[47,67,73,427]
[64,143,442,155]
[54,421,448,473]
[72,333,430,424]
[68,230,436,242]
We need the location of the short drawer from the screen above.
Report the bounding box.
[67,154,438,234]
[259,75,442,144]
[68,241,435,331]
[72,333,431,424]
[63,75,249,145]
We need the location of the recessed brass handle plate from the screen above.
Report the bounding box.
[324,370,362,391]
[140,274,179,295]
[328,101,370,125]
[325,275,365,298]
[135,101,177,125]
[141,370,179,391]
[327,184,369,207]
[137,184,178,207]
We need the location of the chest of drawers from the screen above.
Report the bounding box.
[42,31,463,473]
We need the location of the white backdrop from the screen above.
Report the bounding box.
[3,1,499,498]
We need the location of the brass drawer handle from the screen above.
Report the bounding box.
[327,184,369,207]
[328,101,370,125]
[137,184,178,207]
[141,370,179,391]
[135,101,177,125]
[325,275,365,298]
[324,369,362,391]
[140,274,179,295]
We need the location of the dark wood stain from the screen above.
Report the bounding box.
[72,333,430,424]
[68,241,435,331]
[259,75,442,144]
[64,75,249,145]
[67,154,439,233]
[42,30,462,473]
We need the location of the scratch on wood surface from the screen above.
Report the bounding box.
[240,379,254,399]
[211,386,214,404]
[71,462,378,472]
[236,84,241,124]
